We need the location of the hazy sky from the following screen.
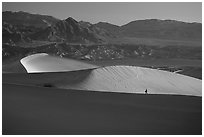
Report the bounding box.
[2,2,202,26]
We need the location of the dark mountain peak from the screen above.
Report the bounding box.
[79,21,92,28]
[96,22,119,27]
[65,17,78,24]
[14,11,30,15]
[57,17,81,33]
[126,19,165,26]
[97,21,109,25]
[95,22,120,31]
[94,22,121,37]
[164,19,181,22]
[31,16,108,43]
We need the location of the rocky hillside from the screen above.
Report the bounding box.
[2,22,31,45]
[3,11,202,46]
[30,17,110,43]
[2,11,113,44]
[95,19,202,41]
[2,11,202,64]
[3,42,201,62]
[3,11,59,28]
[120,19,202,41]
[94,22,121,37]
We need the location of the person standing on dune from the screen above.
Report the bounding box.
[145,89,148,94]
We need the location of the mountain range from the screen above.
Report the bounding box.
[2,11,202,45]
[2,11,202,68]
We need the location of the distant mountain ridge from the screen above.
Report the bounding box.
[30,17,110,43]
[2,11,202,45]
[95,19,201,41]
[3,11,59,28]
[120,19,202,41]
[94,22,122,37]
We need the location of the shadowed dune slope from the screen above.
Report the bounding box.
[3,60,27,73]
[2,83,201,135]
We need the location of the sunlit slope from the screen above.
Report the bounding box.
[20,53,98,72]
[19,53,201,96]
[58,66,201,96]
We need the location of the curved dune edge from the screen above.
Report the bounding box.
[20,53,98,73]
[20,53,201,97]
[55,65,201,97]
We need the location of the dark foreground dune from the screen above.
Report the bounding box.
[2,83,201,135]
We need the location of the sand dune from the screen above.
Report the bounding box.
[2,83,202,135]
[20,53,98,72]
[3,53,202,135]
[61,65,201,96]
[3,53,201,97]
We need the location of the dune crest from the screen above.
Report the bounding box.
[57,65,201,96]
[20,53,202,96]
[20,53,98,73]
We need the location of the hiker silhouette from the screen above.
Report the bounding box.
[145,89,148,94]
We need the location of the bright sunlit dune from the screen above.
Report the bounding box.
[56,65,201,96]
[20,53,98,73]
[17,53,202,96]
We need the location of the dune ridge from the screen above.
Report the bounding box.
[20,53,98,73]
[56,65,201,96]
[18,53,202,97]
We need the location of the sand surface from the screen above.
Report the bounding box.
[3,65,202,96]
[20,53,98,72]
[2,83,201,135]
[17,53,202,96]
[3,53,202,134]
[64,65,201,96]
